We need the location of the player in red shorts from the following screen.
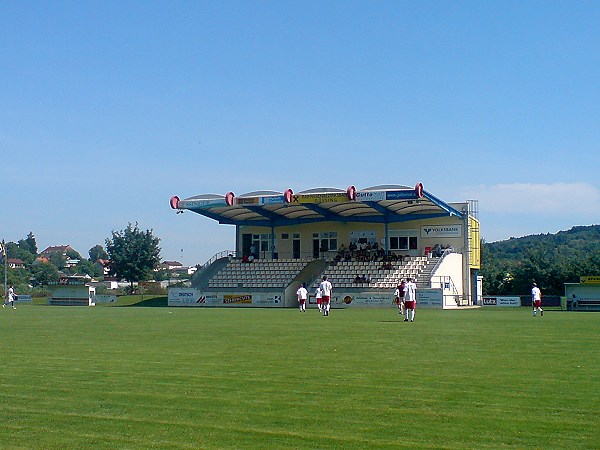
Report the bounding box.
[315,286,322,312]
[319,275,333,316]
[296,283,308,312]
[532,282,543,316]
[403,277,417,322]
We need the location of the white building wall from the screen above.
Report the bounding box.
[430,253,464,296]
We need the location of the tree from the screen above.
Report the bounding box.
[31,262,60,287]
[105,222,161,289]
[88,244,108,262]
[66,248,83,260]
[49,252,67,270]
[27,231,38,254]
[5,241,36,265]
[74,259,103,278]
[18,231,38,255]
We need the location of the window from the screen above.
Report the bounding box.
[389,231,417,251]
[252,234,272,255]
[409,236,418,250]
[317,232,337,251]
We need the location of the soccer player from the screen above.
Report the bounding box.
[532,282,543,316]
[394,280,406,316]
[296,283,308,312]
[315,286,323,312]
[319,276,333,316]
[3,284,16,309]
[403,278,416,322]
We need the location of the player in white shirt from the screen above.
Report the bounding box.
[532,282,543,316]
[296,283,308,312]
[315,286,323,312]
[4,285,17,309]
[319,276,333,316]
[403,278,417,322]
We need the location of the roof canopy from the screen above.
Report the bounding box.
[170,184,465,227]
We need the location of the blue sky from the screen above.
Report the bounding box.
[2,1,599,266]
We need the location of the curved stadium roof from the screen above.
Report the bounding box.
[170,184,465,227]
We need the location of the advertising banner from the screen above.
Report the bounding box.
[420,224,463,238]
[580,276,600,284]
[386,190,417,200]
[416,289,443,307]
[168,288,283,307]
[235,197,259,205]
[14,294,32,303]
[178,198,227,209]
[95,294,117,304]
[356,191,386,201]
[168,288,207,306]
[259,196,285,205]
[307,290,443,308]
[292,193,348,204]
[251,293,283,305]
[326,293,392,307]
[482,296,520,307]
[223,294,252,304]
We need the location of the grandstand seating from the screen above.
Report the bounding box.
[206,255,432,291]
[207,258,309,289]
[312,256,429,289]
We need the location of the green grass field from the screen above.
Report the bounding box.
[1,303,598,449]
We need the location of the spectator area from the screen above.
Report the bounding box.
[205,255,435,291]
[318,256,429,289]
[208,258,310,289]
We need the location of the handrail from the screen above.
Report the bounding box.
[429,247,461,276]
[431,274,463,306]
[431,275,459,296]
[197,250,238,271]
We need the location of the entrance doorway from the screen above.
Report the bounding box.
[293,238,301,259]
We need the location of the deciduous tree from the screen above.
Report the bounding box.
[105,222,161,290]
[88,244,108,262]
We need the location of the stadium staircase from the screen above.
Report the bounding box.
[416,256,440,289]
[190,256,231,290]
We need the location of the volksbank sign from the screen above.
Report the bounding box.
[420,224,462,238]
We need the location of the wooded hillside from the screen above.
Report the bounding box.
[480,225,600,295]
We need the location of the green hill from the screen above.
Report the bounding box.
[481,225,600,295]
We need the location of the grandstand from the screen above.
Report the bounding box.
[168,184,480,308]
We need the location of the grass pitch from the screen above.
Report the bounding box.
[0,303,598,449]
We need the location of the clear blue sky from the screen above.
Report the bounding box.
[2,1,599,266]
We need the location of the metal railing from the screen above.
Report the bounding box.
[428,247,461,275]
[197,250,238,271]
[430,274,464,306]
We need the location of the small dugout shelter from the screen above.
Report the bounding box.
[565,276,600,311]
[169,184,481,308]
[48,276,96,306]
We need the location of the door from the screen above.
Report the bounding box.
[293,238,301,259]
[242,234,252,256]
[313,239,320,259]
